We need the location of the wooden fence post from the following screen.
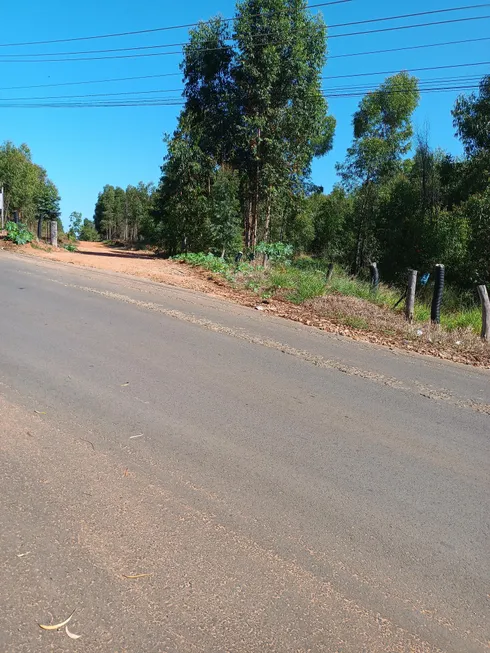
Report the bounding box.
[326,262,334,281]
[477,285,490,341]
[370,262,379,293]
[405,269,417,323]
[50,220,58,247]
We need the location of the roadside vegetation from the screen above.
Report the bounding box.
[175,250,483,337]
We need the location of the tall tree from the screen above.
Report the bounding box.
[233,0,335,247]
[68,211,83,239]
[337,72,420,272]
[0,142,44,225]
[36,179,61,235]
[154,132,212,255]
[453,75,490,159]
[155,0,336,254]
[182,17,237,168]
[94,185,116,240]
[309,186,351,259]
[209,168,242,256]
[113,186,127,241]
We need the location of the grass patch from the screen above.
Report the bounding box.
[340,315,370,330]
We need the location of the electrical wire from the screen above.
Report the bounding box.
[329,13,490,39]
[0,72,183,92]
[0,85,481,108]
[3,4,490,58]
[0,0,352,48]
[0,78,482,107]
[1,36,489,92]
[322,60,490,80]
[2,9,490,62]
[329,35,490,59]
[1,71,486,102]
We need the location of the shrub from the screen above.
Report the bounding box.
[256,241,293,264]
[4,221,34,245]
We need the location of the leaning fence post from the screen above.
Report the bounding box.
[477,285,490,341]
[50,219,58,247]
[370,262,379,293]
[431,264,445,325]
[405,269,417,323]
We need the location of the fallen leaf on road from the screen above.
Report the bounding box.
[16,552,30,558]
[34,410,46,415]
[123,468,130,477]
[121,382,130,387]
[65,626,81,640]
[39,609,75,631]
[122,573,152,579]
[129,434,143,439]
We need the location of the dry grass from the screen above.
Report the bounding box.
[308,293,490,366]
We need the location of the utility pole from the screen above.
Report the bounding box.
[0,187,4,229]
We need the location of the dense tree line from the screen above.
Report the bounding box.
[93,182,155,242]
[0,141,61,234]
[322,73,490,289]
[90,0,489,290]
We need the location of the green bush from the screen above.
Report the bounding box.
[5,221,34,245]
[64,243,78,252]
[174,252,230,274]
[256,241,293,264]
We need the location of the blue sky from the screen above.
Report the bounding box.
[2,0,489,226]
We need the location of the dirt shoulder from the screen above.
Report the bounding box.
[2,239,489,368]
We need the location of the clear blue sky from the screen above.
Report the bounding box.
[2,0,489,226]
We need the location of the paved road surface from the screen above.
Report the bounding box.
[0,251,488,653]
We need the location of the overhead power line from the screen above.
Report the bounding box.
[0,0,351,48]
[323,60,490,80]
[0,84,481,109]
[3,13,490,63]
[329,13,490,39]
[0,74,483,103]
[2,36,489,92]
[3,4,490,58]
[329,35,490,59]
[0,0,490,63]
[0,72,183,92]
[2,65,487,102]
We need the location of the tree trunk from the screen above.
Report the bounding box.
[244,197,252,249]
[264,193,272,244]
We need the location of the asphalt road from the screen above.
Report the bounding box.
[0,250,489,653]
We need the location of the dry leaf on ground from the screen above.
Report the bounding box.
[39,610,75,631]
